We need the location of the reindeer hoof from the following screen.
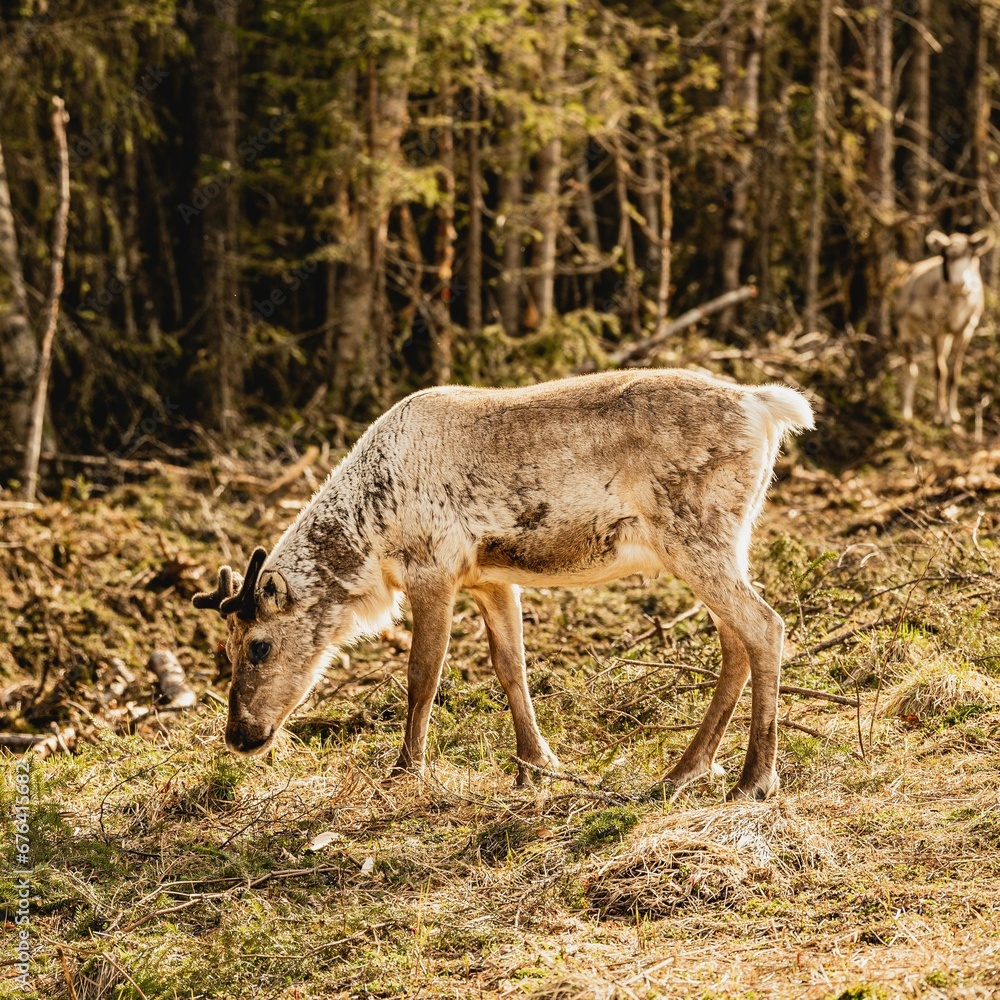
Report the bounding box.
[514,749,561,787]
[726,769,779,802]
[386,754,424,783]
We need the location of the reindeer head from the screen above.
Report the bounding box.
[193,547,342,756]
[926,230,994,295]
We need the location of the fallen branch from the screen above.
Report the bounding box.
[6,446,277,493]
[608,285,758,367]
[790,622,882,661]
[261,445,319,506]
[147,650,196,709]
[611,659,858,708]
[781,717,827,738]
[0,727,76,756]
[779,684,858,707]
[512,756,602,790]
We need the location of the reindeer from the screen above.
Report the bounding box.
[194,369,813,802]
[895,229,994,428]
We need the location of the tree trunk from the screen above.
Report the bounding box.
[614,146,640,336]
[23,97,70,502]
[638,51,661,325]
[497,104,523,335]
[334,200,375,413]
[973,0,998,289]
[430,86,456,386]
[653,153,673,338]
[120,138,140,340]
[0,126,35,448]
[192,0,241,434]
[466,82,482,337]
[865,0,895,349]
[574,156,600,310]
[906,0,931,260]
[755,102,775,304]
[719,0,767,332]
[804,0,831,331]
[334,26,417,414]
[323,259,338,379]
[530,0,566,325]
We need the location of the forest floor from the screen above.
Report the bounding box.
[4,427,1000,999]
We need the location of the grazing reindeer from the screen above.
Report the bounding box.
[194,369,813,801]
[895,229,994,428]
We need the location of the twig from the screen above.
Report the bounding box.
[623,602,705,646]
[261,445,319,506]
[99,953,149,1000]
[613,658,718,679]
[612,661,858,708]
[789,621,882,661]
[246,923,393,961]
[781,716,826,739]
[854,681,866,762]
[513,757,634,804]
[119,863,348,933]
[779,684,857,707]
[512,757,603,790]
[971,510,992,571]
[545,789,637,807]
[57,947,79,1000]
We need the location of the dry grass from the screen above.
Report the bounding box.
[4,438,1000,998]
[882,659,1000,720]
[582,800,834,918]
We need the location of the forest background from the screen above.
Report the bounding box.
[0,0,998,474]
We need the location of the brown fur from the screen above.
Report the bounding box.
[194,369,814,801]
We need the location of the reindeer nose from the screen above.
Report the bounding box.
[226,725,273,755]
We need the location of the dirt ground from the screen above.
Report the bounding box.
[4,428,1000,999]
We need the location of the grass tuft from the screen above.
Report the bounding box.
[881,658,1000,721]
[582,801,833,918]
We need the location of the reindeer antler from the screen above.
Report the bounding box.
[192,565,239,617]
[219,547,268,621]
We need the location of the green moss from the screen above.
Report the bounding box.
[573,806,640,853]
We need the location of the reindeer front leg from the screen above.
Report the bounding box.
[391,575,457,775]
[946,321,977,428]
[932,332,954,425]
[471,583,559,785]
[897,318,919,422]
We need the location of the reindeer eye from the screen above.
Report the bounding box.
[248,639,272,665]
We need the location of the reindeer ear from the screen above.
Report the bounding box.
[926,230,950,253]
[970,229,995,255]
[257,569,291,616]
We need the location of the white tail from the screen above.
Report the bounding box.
[751,384,816,433]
